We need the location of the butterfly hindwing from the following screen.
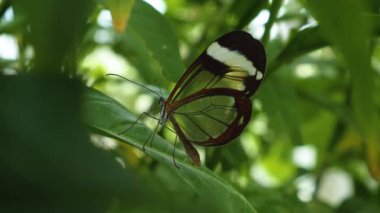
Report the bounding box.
[169,88,252,146]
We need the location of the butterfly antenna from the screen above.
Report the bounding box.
[106,73,161,98]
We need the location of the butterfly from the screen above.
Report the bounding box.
[110,31,266,166]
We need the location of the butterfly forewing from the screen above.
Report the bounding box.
[166,31,266,104]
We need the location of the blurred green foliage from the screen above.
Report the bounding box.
[1,0,380,212]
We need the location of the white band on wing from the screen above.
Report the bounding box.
[207,42,260,77]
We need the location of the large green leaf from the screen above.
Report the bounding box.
[11,0,95,73]
[115,0,185,86]
[82,87,257,213]
[258,76,303,145]
[0,75,143,212]
[302,0,380,181]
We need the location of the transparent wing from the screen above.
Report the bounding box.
[168,88,252,146]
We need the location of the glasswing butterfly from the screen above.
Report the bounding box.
[110,31,266,166]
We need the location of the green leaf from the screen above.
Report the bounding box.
[258,76,303,145]
[302,0,380,180]
[245,183,311,213]
[82,87,257,213]
[115,0,185,86]
[11,0,95,73]
[0,75,134,212]
[268,26,328,76]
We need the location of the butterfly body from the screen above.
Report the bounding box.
[159,31,266,166]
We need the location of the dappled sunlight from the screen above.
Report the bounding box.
[134,94,154,114]
[144,0,166,14]
[81,46,130,84]
[97,10,113,28]
[0,34,18,60]
[295,175,316,202]
[295,64,318,78]
[317,168,354,207]
[248,10,269,39]
[251,163,279,187]
[90,133,118,150]
[292,145,316,169]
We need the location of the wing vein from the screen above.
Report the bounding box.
[182,114,213,139]
[200,112,230,127]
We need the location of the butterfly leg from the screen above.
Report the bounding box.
[116,112,159,135]
[160,124,181,168]
[116,112,147,135]
[116,112,162,152]
[143,122,181,168]
[143,119,161,150]
[172,134,180,169]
